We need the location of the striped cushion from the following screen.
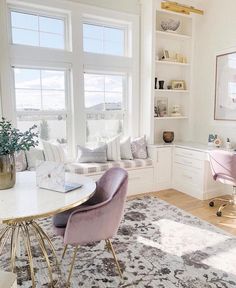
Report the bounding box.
[42,141,66,163]
[67,158,153,175]
[106,136,121,161]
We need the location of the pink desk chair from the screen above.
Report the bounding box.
[209,150,236,217]
[53,167,128,285]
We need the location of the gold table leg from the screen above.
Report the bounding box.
[0,220,58,288]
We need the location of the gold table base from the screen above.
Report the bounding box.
[0,220,59,288]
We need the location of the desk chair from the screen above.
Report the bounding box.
[209,150,236,217]
[53,167,128,286]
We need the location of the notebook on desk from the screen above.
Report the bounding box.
[36,161,83,193]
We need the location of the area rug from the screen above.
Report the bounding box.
[1,196,236,288]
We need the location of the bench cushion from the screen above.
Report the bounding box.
[67,158,153,175]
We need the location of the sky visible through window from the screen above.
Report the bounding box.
[11,11,65,49]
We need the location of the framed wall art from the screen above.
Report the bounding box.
[215,51,236,120]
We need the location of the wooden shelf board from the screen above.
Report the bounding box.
[154,116,188,120]
[156,30,191,40]
[155,89,189,93]
[156,60,190,66]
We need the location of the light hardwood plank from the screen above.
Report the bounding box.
[128,189,236,236]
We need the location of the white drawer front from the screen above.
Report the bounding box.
[173,163,204,187]
[128,168,154,195]
[174,155,204,169]
[174,147,205,161]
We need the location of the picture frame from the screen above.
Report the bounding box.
[171,80,186,90]
[156,98,168,117]
[215,51,236,120]
[163,49,170,59]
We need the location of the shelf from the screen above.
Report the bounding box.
[156,8,193,19]
[156,60,190,67]
[155,116,188,120]
[155,89,189,94]
[156,30,191,40]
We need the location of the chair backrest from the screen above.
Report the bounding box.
[63,167,129,245]
[209,150,236,185]
[86,167,128,205]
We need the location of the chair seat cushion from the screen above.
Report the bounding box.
[66,158,153,175]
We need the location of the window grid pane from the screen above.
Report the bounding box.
[83,23,125,56]
[14,67,68,142]
[84,72,126,142]
[14,68,66,112]
[11,11,65,50]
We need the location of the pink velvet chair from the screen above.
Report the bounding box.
[209,150,236,217]
[53,167,128,285]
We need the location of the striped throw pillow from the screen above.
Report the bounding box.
[42,141,66,163]
[106,136,121,161]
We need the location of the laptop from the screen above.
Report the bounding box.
[36,161,83,193]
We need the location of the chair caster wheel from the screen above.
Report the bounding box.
[216,211,222,217]
[209,201,214,207]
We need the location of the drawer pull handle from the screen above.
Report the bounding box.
[183,160,192,165]
[183,174,193,180]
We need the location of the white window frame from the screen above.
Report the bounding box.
[1,0,139,155]
[84,69,129,141]
[83,19,130,57]
[8,5,71,51]
[11,64,72,146]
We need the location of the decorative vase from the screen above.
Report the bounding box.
[163,131,174,143]
[159,80,165,89]
[0,154,16,190]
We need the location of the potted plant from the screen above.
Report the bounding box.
[0,118,39,189]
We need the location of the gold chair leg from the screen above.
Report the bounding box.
[67,244,79,286]
[106,239,123,279]
[61,244,68,261]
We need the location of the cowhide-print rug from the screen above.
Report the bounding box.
[1,196,236,288]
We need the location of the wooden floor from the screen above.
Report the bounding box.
[128,189,236,236]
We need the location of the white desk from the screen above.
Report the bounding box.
[148,142,229,200]
[0,172,96,288]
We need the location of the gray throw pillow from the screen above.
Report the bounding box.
[77,145,107,163]
[131,136,148,159]
[120,137,133,160]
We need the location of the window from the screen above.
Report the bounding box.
[13,67,68,143]
[83,23,126,56]
[84,72,126,142]
[10,10,65,49]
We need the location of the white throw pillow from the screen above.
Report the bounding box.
[120,137,133,160]
[25,148,45,171]
[42,141,66,163]
[106,136,121,161]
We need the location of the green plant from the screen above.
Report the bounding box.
[0,117,39,156]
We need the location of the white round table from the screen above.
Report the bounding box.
[0,171,96,287]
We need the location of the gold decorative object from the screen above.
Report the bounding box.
[161,1,204,15]
[0,220,59,288]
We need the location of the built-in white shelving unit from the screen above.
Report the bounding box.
[140,0,194,143]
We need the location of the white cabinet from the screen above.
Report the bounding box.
[172,147,226,200]
[148,146,172,190]
[173,147,206,199]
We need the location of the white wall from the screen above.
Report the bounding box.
[192,0,236,146]
[68,0,140,14]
